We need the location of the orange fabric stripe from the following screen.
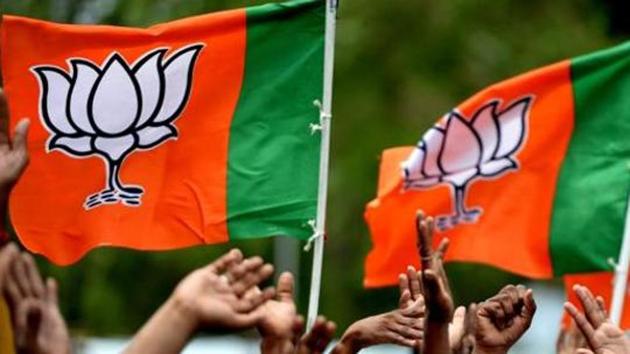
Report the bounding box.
[365,60,575,286]
[3,10,246,264]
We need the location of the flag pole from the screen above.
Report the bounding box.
[610,192,630,325]
[306,0,337,329]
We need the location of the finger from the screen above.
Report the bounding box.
[575,285,605,327]
[497,294,514,320]
[11,255,32,297]
[399,289,412,309]
[435,238,449,259]
[595,296,607,317]
[306,316,336,353]
[416,210,432,270]
[236,286,275,313]
[275,271,295,303]
[226,256,263,284]
[564,302,596,348]
[398,273,410,301]
[22,253,45,298]
[452,305,466,327]
[292,315,305,346]
[46,278,59,305]
[231,263,274,296]
[12,118,30,154]
[499,284,520,304]
[406,266,421,300]
[402,295,426,318]
[206,249,243,274]
[0,243,18,286]
[465,303,478,333]
[388,331,417,347]
[523,289,536,318]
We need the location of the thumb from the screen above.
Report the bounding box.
[46,277,59,305]
[12,118,30,153]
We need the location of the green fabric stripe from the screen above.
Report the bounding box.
[550,42,630,275]
[227,0,324,240]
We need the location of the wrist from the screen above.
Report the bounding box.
[167,293,200,336]
[339,323,366,353]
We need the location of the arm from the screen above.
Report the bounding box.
[416,211,454,354]
[125,249,275,354]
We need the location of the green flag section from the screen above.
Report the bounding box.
[2,0,325,264]
[365,42,630,287]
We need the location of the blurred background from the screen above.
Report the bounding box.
[2,0,629,352]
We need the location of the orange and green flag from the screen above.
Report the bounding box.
[1,0,325,264]
[365,42,630,287]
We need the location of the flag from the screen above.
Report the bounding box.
[1,0,325,264]
[365,42,630,287]
[562,272,630,329]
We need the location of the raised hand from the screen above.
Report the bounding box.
[332,269,425,354]
[416,210,454,354]
[258,272,298,339]
[473,285,536,354]
[296,316,337,354]
[0,88,30,191]
[416,210,454,323]
[172,249,275,330]
[4,253,70,354]
[125,249,275,354]
[565,284,630,354]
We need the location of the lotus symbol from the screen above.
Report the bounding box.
[32,44,203,210]
[402,97,532,231]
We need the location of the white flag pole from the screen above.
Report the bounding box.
[306,0,337,329]
[610,193,630,325]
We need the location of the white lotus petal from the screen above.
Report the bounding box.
[69,61,99,134]
[471,102,499,163]
[440,113,481,174]
[33,68,76,134]
[442,168,477,187]
[50,136,92,155]
[136,125,176,148]
[422,128,444,177]
[134,50,165,127]
[495,98,530,158]
[94,134,136,161]
[401,143,427,181]
[480,158,516,176]
[153,45,202,123]
[91,55,140,135]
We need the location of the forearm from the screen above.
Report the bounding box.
[124,296,197,354]
[425,322,451,354]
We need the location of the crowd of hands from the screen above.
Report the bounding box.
[0,88,629,354]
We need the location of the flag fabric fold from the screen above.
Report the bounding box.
[365,42,630,287]
[1,0,325,264]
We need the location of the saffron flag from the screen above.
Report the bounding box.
[562,272,630,329]
[365,42,630,287]
[1,0,325,264]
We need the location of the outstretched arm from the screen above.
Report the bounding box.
[125,249,275,354]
